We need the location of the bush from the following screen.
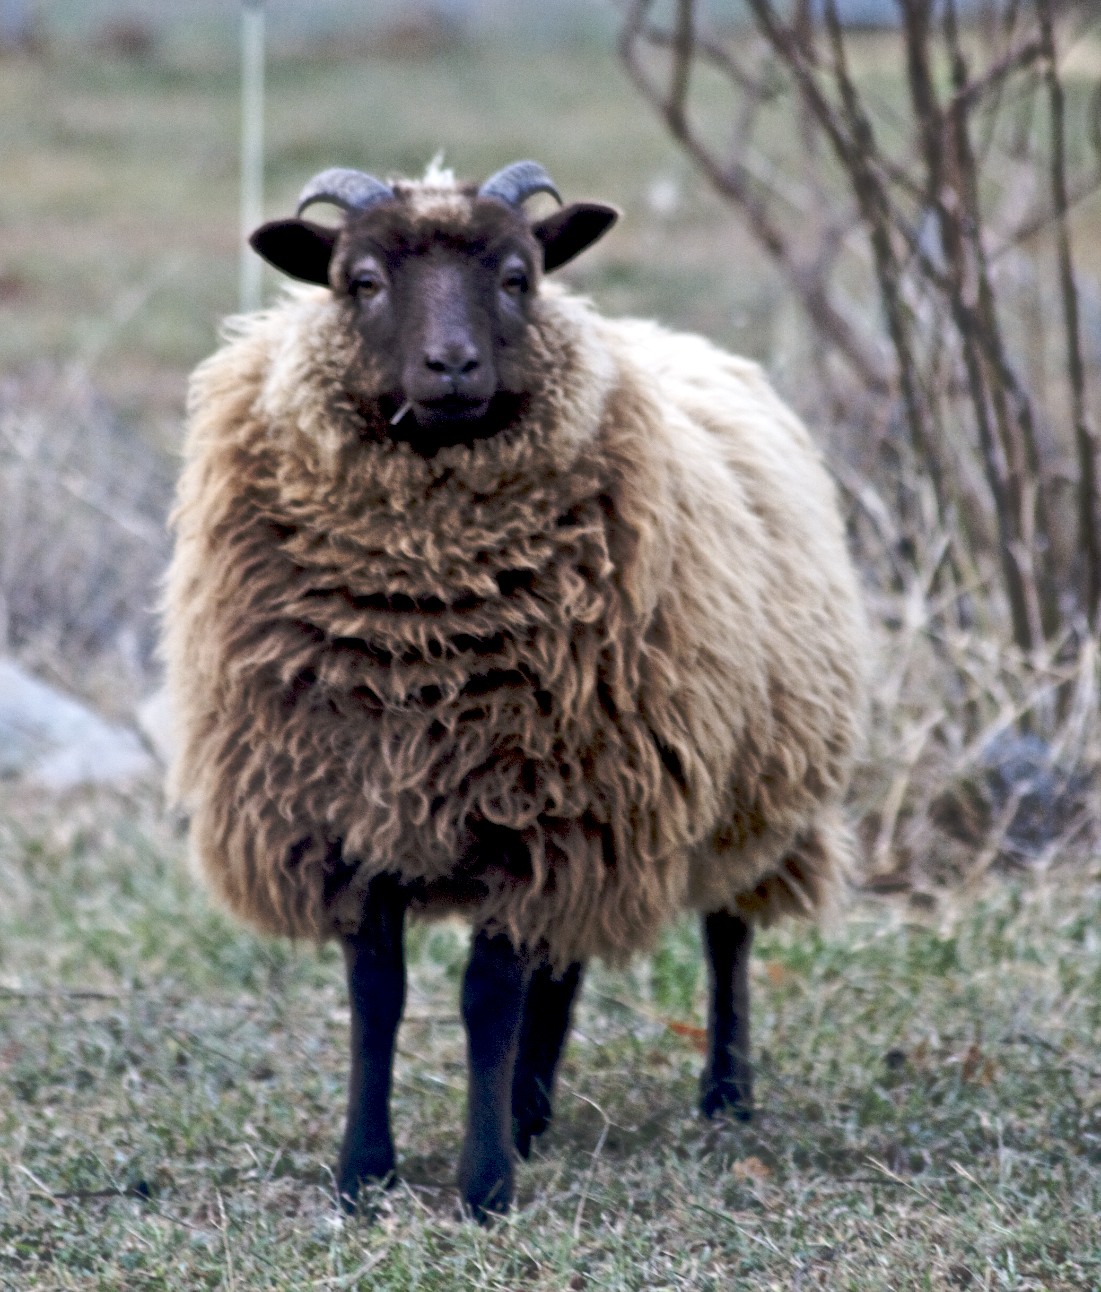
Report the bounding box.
[0,367,172,711]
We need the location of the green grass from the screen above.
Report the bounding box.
[2,789,1098,1290]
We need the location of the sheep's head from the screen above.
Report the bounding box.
[249,161,617,450]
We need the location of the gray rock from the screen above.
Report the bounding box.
[136,686,175,768]
[975,729,1093,862]
[0,657,154,790]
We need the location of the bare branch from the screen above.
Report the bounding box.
[620,0,1101,657]
[620,2,893,393]
[950,37,1042,116]
[635,23,784,100]
[668,0,694,131]
[822,0,953,526]
[998,167,1101,251]
[1037,0,1101,626]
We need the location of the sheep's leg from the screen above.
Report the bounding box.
[511,959,585,1158]
[457,930,529,1221]
[699,909,754,1120]
[337,874,407,1212]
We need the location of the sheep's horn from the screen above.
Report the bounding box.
[479,160,562,208]
[296,168,395,217]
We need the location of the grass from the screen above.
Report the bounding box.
[1,788,1099,1290]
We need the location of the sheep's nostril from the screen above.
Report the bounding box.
[424,347,481,378]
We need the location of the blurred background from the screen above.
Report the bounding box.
[3,0,1100,893]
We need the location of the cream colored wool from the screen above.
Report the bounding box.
[165,254,867,967]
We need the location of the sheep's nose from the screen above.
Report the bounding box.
[424,345,481,378]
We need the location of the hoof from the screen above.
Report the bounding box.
[699,1074,753,1122]
[512,1084,552,1160]
[336,1149,397,1215]
[458,1152,514,1223]
[512,1110,549,1161]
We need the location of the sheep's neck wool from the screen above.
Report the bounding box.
[166,284,866,965]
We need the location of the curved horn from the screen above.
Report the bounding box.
[479,160,562,208]
[296,168,395,217]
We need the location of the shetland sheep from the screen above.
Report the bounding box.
[163,160,868,1220]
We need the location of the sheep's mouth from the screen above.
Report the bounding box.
[411,395,493,426]
[383,393,529,453]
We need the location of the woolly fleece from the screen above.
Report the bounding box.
[165,277,867,966]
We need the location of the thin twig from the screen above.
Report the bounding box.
[619,0,892,393]
[1037,0,1101,627]
[571,1098,609,1240]
[668,0,694,131]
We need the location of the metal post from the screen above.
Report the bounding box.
[239,0,265,313]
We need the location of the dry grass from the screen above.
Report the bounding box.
[0,368,172,711]
[1,788,1099,1290]
[848,465,1101,894]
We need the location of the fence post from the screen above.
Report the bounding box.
[239,0,265,313]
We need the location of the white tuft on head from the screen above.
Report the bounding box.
[422,152,456,188]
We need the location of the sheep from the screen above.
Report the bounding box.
[163,159,868,1221]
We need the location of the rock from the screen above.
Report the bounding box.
[136,686,175,768]
[0,657,154,790]
[934,727,1095,864]
[979,729,1091,860]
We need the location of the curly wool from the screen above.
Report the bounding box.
[164,278,867,967]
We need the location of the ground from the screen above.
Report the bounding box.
[1,790,1099,1290]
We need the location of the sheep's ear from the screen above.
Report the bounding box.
[532,203,618,272]
[248,219,339,285]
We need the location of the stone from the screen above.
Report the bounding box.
[0,657,154,790]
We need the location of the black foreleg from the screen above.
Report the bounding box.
[699,909,754,1120]
[512,959,585,1158]
[457,930,529,1221]
[337,873,407,1211]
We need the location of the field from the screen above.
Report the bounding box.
[2,13,1101,1291]
[2,792,1099,1290]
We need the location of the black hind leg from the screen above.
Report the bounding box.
[699,910,754,1120]
[512,960,585,1158]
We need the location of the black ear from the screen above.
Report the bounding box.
[248,219,339,285]
[532,202,619,272]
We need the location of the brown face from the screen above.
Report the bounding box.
[331,200,542,442]
[249,178,618,451]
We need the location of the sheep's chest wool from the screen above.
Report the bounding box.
[166,281,866,967]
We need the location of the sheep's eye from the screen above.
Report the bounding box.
[501,269,528,295]
[354,275,383,299]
